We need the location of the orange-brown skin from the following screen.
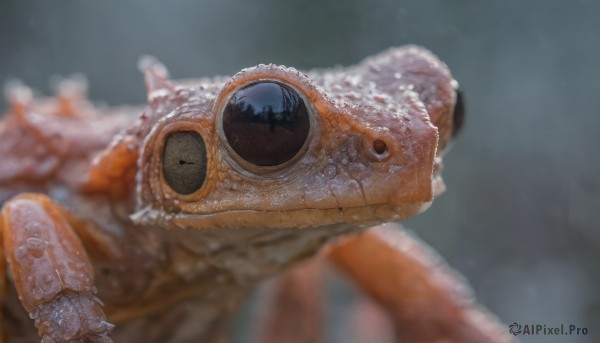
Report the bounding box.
[0,46,514,342]
[328,224,512,342]
[257,259,323,343]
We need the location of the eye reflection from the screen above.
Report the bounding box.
[222,81,310,167]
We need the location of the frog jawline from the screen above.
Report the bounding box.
[131,201,433,231]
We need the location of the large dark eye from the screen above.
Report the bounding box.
[162,131,207,195]
[222,81,310,167]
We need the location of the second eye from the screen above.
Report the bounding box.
[221,81,310,167]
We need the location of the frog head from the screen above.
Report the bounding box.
[96,47,461,230]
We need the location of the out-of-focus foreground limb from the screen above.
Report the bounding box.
[328,223,517,343]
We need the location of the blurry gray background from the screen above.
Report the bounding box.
[1,1,598,342]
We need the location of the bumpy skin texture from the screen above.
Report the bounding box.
[2,194,113,343]
[0,46,514,342]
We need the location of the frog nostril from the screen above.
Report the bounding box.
[372,139,388,155]
[362,136,391,162]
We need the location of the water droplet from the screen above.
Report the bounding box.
[368,64,381,73]
[324,165,337,179]
[344,92,361,100]
[373,94,387,104]
[26,238,46,258]
[175,87,191,98]
[348,145,358,160]
[14,245,28,262]
[24,223,41,236]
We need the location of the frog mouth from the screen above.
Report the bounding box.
[132,169,442,230]
[131,199,434,231]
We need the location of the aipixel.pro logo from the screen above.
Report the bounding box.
[508,322,588,336]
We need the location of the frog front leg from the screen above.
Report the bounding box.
[328,223,516,343]
[257,259,324,343]
[1,193,113,343]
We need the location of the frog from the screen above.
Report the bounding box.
[0,46,514,343]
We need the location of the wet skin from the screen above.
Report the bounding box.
[0,46,514,342]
